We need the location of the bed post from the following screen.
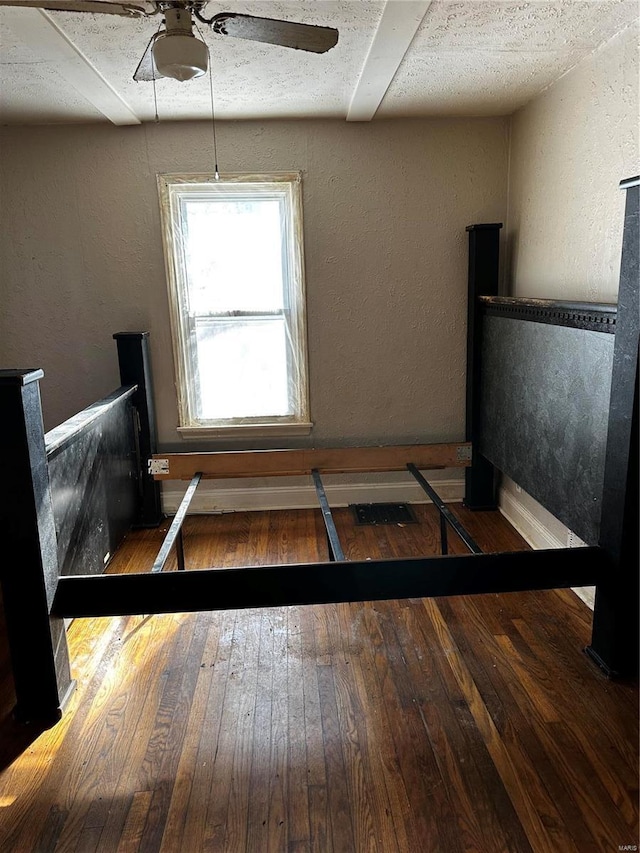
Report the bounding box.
[464,223,502,509]
[586,176,639,678]
[113,332,163,528]
[0,370,74,724]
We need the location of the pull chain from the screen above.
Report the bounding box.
[152,71,159,123]
[208,53,220,181]
[194,19,219,179]
[151,22,162,123]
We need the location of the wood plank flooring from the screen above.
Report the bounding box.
[0,503,637,852]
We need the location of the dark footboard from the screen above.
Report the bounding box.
[0,334,158,723]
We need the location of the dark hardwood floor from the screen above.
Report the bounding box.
[0,503,637,852]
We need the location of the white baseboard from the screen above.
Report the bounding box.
[498,486,595,610]
[498,488,566,550]
[161,477,465,514]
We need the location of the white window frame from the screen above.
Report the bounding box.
[157,172,312,439]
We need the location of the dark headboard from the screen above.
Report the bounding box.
[464,178,638,678]
[478,298,616,545]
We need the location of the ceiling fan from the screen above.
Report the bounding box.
[0,1,339,81]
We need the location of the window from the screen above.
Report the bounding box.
[158,173,311,438]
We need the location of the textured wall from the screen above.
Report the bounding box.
[506,23,639,303]
[0,117,508,449]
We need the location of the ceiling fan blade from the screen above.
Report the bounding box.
[0,0,150,16]
[133,31,160,81]
[208,13,338,54]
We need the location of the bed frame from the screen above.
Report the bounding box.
[1,177,637,726]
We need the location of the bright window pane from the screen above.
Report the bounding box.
[159,174,309,431]
[184,198,285,314]
[195,317,290,419]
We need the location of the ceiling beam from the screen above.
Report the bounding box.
[2,7,140,126]
[347,0,433,122]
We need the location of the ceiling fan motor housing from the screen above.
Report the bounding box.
[153,7,208,81]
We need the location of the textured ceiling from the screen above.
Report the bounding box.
[0,0,637,125]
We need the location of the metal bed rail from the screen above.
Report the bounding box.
[151,472,202,573]
[152,463,480,573]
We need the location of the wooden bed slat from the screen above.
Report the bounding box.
[150,443,472,480]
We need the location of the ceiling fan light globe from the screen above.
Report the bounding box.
[152,34,208,82]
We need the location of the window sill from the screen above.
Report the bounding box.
[177,422,314,440]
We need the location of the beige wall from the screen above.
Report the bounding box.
[506,23,639,303]
[501,23,638,574]
[0,117,508,448]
